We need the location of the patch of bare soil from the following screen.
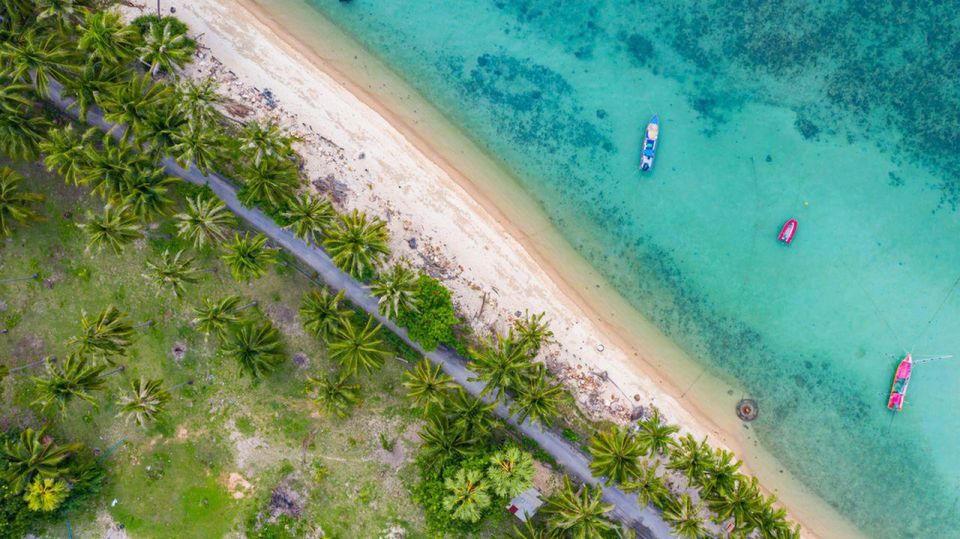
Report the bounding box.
[265,303,304,336]
[11,334,44,363]
[224,472,254,499]
[293,352,310,369]
[268,476,305,520]
[171,341,187,363]
[532,460,561,496]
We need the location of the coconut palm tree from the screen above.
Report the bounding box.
[40,124,95,185]
[370,263,418,319]
[468,331,532,401]
[634,408,678,457]
[34,0,84,31]
[307,371,360,419]
[323,209,390,279]
[76,10,138,67]
[1,425,81,493]
[220,320,285,379]
[61,61,125,121]
[80,138,147,200]
[513,311,553,356]
[540,475,614,538]
[444,390,497,438]
[0,0,33,30]
[510,364,564,426]
[0,29,75,96]
[24,476,69,512]
[239,157,298,209]
[138,19,195,75]
[116,377,170,427]
[144,249,198,298]
[587,425,644,485]
[78,204,142,253]
[174,77,221,124]
[220,232,278,282]
[193,295,246,339]
[97,74,172,142]
[666,434,715,485]
[122,166,178,219]
[443,468,491,523]
[31,353,108,416]
[0,107,51,159]
[623,462,670,510]
[299,287,349,341]
[282,192,335,244]
[237,119,300,166]
[700,447,741,499]
[418,415,477,470]
[138,103,187,157]
[0,77,32,113]
[402,358,456,414]
[662,494,706,539]
[174,193,236,248]
[511,520,562,539]
[170,120,223,174]
[67,305,135,362]
[329,317,388,375]
[487,446,534,498]
[0,166,44,237]
[706,475,762,531]
[752,495,790,538]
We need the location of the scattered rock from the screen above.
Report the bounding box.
[268,482,304,520]
[293,352,310,369]
[407,237,417,250]
[171,341,187,363]
[42,278,55,289]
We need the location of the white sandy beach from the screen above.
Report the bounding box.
[121,1,869,536]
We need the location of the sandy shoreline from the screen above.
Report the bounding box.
[131,0,862,536]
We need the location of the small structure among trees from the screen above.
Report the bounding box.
[506,487,543,522]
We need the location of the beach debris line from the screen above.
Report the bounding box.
[736,398,759,421]
[638,114,659,172]
[778,218,798,245]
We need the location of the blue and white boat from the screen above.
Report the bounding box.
[639,114,659,172]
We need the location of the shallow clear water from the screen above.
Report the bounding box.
[292,1,960,536]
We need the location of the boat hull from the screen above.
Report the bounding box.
[639,115,659,172]
[887,354,913,411]
[778,219,798,244]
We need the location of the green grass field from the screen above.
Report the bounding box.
[0,158,462,538]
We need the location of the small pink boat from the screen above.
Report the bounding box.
[887,354,912,412]
[778,219,798,245]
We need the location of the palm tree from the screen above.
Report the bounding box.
[662,494,707,539]
[79,137,143,200]
[220,233,278,282]
[67,305,135,362]
[706,475,762,532]
[307,371,360,419]
[402,358,456,414]
[282,193,335,244]
[443,468,491,523]
[40,124,95,185]
[170,120,223,174]
[174,77,221,124]
[418,415,477,470]
[144,249,198,298]
[752,495,790,538]
[138,19,195,75]
[1,425,81,493]
[61,61,125,121]
[0,107,51,159]
[540,476,614,538]
[587,425,644,485]
[122,166,178,219]
[193,295,246,339]
[139,103,186,157]
[370,263,418,319]
[666,434,715,486]
[0,166,44,237]
[239,157,298,209]
[513,311,553,356]
[220,320,285,379]
[76,10,138,67]
[34,0,84,31]
[511,520,562,539]
[323,209,390,279]
[174,193,236,248]
[510,364,564,426]
[623,462,670,510]
[24,476,69,512]
[299,287,349,341]
[468,331,532,401]
[238,119,300,166]
[700,448,741,499]
[635,408,678,457]
[487,446,534,498]
[0,77,32,113]
[0,30,75,96]
[0,0,33,30]
[31,353,108,416]
[97,74,172,142]
[116,377,170,426]
[78,204,142,253]
[329,317,388,375]
[444,390,497,438]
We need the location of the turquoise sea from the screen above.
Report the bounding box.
[284,1,960,536]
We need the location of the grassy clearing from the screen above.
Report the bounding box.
[0,159,450,538]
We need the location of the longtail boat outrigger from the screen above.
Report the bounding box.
[887,354,912,412]
[639,114,659,172]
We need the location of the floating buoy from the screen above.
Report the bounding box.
[736,399,759,421]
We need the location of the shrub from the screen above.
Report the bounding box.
[396,275,460,351]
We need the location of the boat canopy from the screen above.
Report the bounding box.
[647,124,659,140]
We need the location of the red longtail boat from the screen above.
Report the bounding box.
[778,219,798,245]
[887,354,913,412]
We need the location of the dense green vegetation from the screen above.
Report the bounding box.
[0,1,801,537]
